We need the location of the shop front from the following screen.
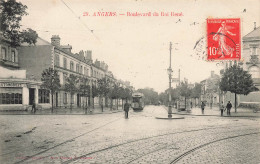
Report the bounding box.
[0,79,50,110]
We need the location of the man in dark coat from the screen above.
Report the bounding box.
[124,100,131,119]
[226,101,232,116]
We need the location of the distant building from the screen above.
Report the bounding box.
[200,71,220,107]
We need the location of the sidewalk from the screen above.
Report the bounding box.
[0,106,124,115]
[164,106,260,118]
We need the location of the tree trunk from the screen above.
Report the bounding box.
[122,99,124,110]
[51,93,54,113]
[117,99,118,110]
[184,97,186,109]
[235,93,237,112]
[70,94,73,110]
[110,98,113,110]
[85,96,88,114]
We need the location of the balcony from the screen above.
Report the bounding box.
[0,59,19,68]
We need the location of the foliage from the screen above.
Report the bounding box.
[41,68,61,112]
[79,77,90,97]
[220,65,257,95]
[0,0,38,46]
[137,88,159,105]
[191,83,202,98]
[64,74,79,109]
[97,77,111,97]
[41,68,61,94]
[220,64,258,111]
[177,81,192,98]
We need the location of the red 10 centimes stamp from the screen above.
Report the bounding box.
[207,18,241,60]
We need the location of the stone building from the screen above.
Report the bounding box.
[222,25,260,108]
[17,35,114,109]
[0,32,41,110]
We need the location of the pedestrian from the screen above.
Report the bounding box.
[190,101,193,109]
[32,100,36,114]
[201,101,205,114]
[220,101,225,116]
[124,99,130,119]
[226,101,232,116]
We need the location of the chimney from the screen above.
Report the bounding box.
[254,22,256,30]
[60,44,72,53]
[51,35,60,46]
[86,50,92,60]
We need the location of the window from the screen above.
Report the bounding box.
[38,89,50,103]
[11,51,16,62]
[70,61,74,71]
[80,65,83,74]
[55,54,60,66]
[63,73,67,85]
[1,48,7,60]
[64,92,67,104]
[63,57,67,69]
[249,66,260,79]
[63,92,68,104]
[251,47,257,55]
[0,88,22,104]
[76,64,79,73]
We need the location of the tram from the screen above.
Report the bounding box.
[131,92,145,111]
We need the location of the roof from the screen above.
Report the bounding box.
[243,26,260,41]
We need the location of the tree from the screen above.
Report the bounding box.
[41,68,61,113]
[64,74,79,110]
[79,77,90,113]
[97,78,111,111]
[220,64,258,112]
[177,81,192,109]
[137,88,159,105]
[0,0,38,46]
[191,83,202,106]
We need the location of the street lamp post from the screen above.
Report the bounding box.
[167,42,173,118]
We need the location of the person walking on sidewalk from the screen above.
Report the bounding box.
[201,101,205,114]
[124,100,131,119]
[32,100,36,114]
[226,101,232,116]
[220,101,225,116]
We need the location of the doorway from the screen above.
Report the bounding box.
[29,88,35,105]
[56,92,58,107]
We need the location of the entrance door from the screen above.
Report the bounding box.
[29,88,35,105]
[56,92,58,107]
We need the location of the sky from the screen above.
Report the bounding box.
[18,0,260,93]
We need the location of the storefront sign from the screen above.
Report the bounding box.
[0,83,22,87]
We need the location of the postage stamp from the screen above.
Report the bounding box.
[207,18,241,60]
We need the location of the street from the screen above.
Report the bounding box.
[0,105,260,164]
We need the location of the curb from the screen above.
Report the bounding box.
[170,112,260,118]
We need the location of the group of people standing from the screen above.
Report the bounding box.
[220,101,232,116]
[201,101,233,116]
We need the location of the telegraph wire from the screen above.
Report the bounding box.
[60,0,101,42]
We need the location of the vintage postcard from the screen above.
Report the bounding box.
[0,0,260,163]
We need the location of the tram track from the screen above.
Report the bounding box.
[60,124,257,164]
[170,131,260,164]
[14,117,122,164]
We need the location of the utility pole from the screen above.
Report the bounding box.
[167,42,173,118]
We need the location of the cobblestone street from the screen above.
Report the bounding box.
[1,105,260,164]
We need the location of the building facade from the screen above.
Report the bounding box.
[221,25,260,108]
[0,33,42,110]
